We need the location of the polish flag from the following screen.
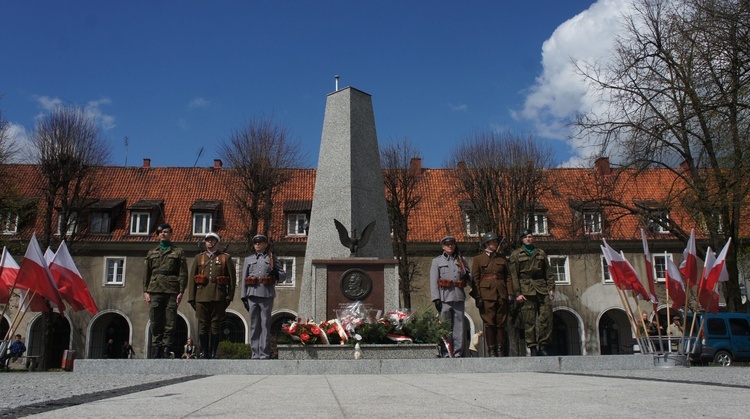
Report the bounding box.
[665,257,686,310]
[699,239,731,314]
[0,247,20,304]
[44,247,55,265]
[14,234,65,314]
[601,241,649,300]
[640,229,659,307]
[49,241,98,315]
[679,229,699,287]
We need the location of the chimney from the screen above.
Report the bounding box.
[214,159,223,169]
[143,158,151,169]
[409,157,422,176]
[679,160,691,174]
[594,157,611,177]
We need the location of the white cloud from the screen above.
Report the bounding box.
[188,97,210,109]
[177,118,188,131]
[6,122,31,163]
[516,0,635,166]
[447,103,467,112]
[33,95,116,131]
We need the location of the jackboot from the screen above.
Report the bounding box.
[210,334,221,359]
[199,334,210,359]
[484,327,497,357]
[529,346,538,357]
[151,345,162,359]
[495,327,506,357]
[162,346,173,359]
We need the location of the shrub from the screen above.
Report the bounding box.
[216,341,253,359]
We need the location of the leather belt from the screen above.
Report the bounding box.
[438,279,464,288]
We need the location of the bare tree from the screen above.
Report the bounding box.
[0,105,21,247]
[28,103,111,369]
[574,0,750,310]
[30,104,111,250]
[217,116,305,246]
[446,130,555,251]
[381,137,423,309]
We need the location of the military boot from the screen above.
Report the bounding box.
[162,346,173,359]
[484,327,497,357]
[529,345,538,357]
[495,328,506,357]
[151,345,162,359]
[210,334,221,359]
[199,334,210,359]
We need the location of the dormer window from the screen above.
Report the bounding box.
[0,212,19,235]
[570,200,603,235]
[127,200,163,236]
[87,199,125,234]
[635,199,670,234]
[190,200,221,236]
[284,200,311,237]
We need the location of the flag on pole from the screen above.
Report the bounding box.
[665,257,686,310]
[601,240,650,300]
[699,238,731,314]
[640,229,659,307]
[1,247,21,304]
[49,241,98,315]
[44,247,55,265]
[679,229,699,288]
[14,234,65,314]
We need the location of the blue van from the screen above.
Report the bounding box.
[689,313,750,366]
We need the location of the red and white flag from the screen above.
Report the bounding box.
[699,238,731,314]
[640,229,659,307]
[698,247,718,314]
[679,229,699,288]
[665,256,686,310]
[49,241,98,315]
[0,246,20,304]
[14,234,65,314]
[601,240,649,300]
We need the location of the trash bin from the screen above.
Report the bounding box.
[61,349,76,371]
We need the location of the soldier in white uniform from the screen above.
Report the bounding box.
[241,234,286,359]
[430,235,471,357]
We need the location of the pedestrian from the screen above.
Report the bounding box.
[104,338,116,359]
[182,338,197,359]
[430,235,471,357]
[187,232,236,359]
[1,334,26,369]
[144,223,188,359]
[241,234,286,360]
[510,229,555,356]
[121,341,135,359]
[471,232,514,357]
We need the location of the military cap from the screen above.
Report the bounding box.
[520,229,533,238]
[252,234,268,243]
[205,232,221,242]
[481,232,501,246]
[156,223,172,233]
[440,235,457,245]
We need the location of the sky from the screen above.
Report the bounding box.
[1,0,634,169]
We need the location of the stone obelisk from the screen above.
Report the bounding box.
[298,86,396,321]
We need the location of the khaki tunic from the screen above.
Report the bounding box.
[187,251,236,304]
[144,245,188,295]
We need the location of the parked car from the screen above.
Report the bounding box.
[688,312,750,366]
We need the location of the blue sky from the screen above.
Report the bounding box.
[2,1,631,169]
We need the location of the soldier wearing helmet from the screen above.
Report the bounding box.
[510,229,555,356]
[471,232,513,357]
[187,232,236,359]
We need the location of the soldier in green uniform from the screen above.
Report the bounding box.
[509,229,555,356]
[471,232,514,357]
[144,223,188,359]
[187,232,236,359]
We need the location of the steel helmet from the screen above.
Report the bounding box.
[481,232,501,246]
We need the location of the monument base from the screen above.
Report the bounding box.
[277,344,438,360]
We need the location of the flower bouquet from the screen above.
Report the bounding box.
[281,318,329,345]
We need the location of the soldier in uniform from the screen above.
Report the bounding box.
[241,234,286,360]
[430,235,471,357]
[510,229,555,356]
[471,232,514,357]
[187,232,236,359]
[144,223,188,359]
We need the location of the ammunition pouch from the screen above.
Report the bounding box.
[438,278,465,288]
[244,276,274,286]
[194,274,208,285]
[216,276,230,285]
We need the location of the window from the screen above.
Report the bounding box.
[89,211,111,234]
[104,257,126,286]
[130,212,150,235]
[583,211,602,234]
[706,318,727,336]
[192,213,213,236]
[549,255,570,285]
[601,256,613,284]
[648,210,670,234]
[464,212,481,237]
[0,212,18,234]
[652,254,673,283]
[529,213,548,235]
[286,213,308,236]
[729,318,750,336]
[57,213,78,236]
[276,256,296,287]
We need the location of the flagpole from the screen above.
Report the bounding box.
[4,290,34,341]
[665,252,672,352]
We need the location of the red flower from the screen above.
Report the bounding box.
[311,326,322,336]
[300,333,310,341]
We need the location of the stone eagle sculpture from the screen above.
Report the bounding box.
[333,219,376,257]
